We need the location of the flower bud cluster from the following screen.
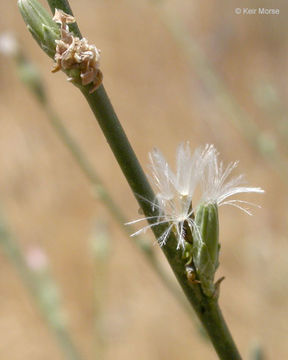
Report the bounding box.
[18,1,102,92]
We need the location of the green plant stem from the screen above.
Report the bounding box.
[0,214,83,360]
[44,93,198,323]
[81,86,156,214]
[43,90,202,345]
[42,101,194,318]
[81,85,242,359]
[163,241,241,359]
[13,46,199,331]
[46,1,242,357]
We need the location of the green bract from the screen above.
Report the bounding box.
[18,0,60,58]
[192,202,220,297]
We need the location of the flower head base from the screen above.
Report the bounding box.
[127,143,264,251]
[52,9,102,93]
[192,202,219,297]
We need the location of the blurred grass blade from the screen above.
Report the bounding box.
[0,211,84,360]
[90,221,110,360]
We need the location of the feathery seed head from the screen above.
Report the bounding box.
[127,143,264,251]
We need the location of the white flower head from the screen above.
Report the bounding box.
[199,145,264,214]
[127,143,264,250]
[128,143,211,249]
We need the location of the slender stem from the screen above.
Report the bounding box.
[12,47,199,330]
[45,94,201,348]
[81,86,156,215]
[0,213,84,360]
[162,241,241,359]
[45,1,242,358]
[44,101,194,320]
[46,87,197,320]
[81,85,242,359]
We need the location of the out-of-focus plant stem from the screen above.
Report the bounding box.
[90,223,109,360]
[0,212,84,360]
[251,345,265,360]
[152,3,288,181]
[43,102,127,225]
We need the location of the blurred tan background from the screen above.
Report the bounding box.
[0,0,288,359]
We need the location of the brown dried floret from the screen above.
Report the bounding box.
[52,9,102,93]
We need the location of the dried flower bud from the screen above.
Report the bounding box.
[18,2,102,92]
[51,9,103,93]
[18,0,60,58]
[192,203,219,297]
